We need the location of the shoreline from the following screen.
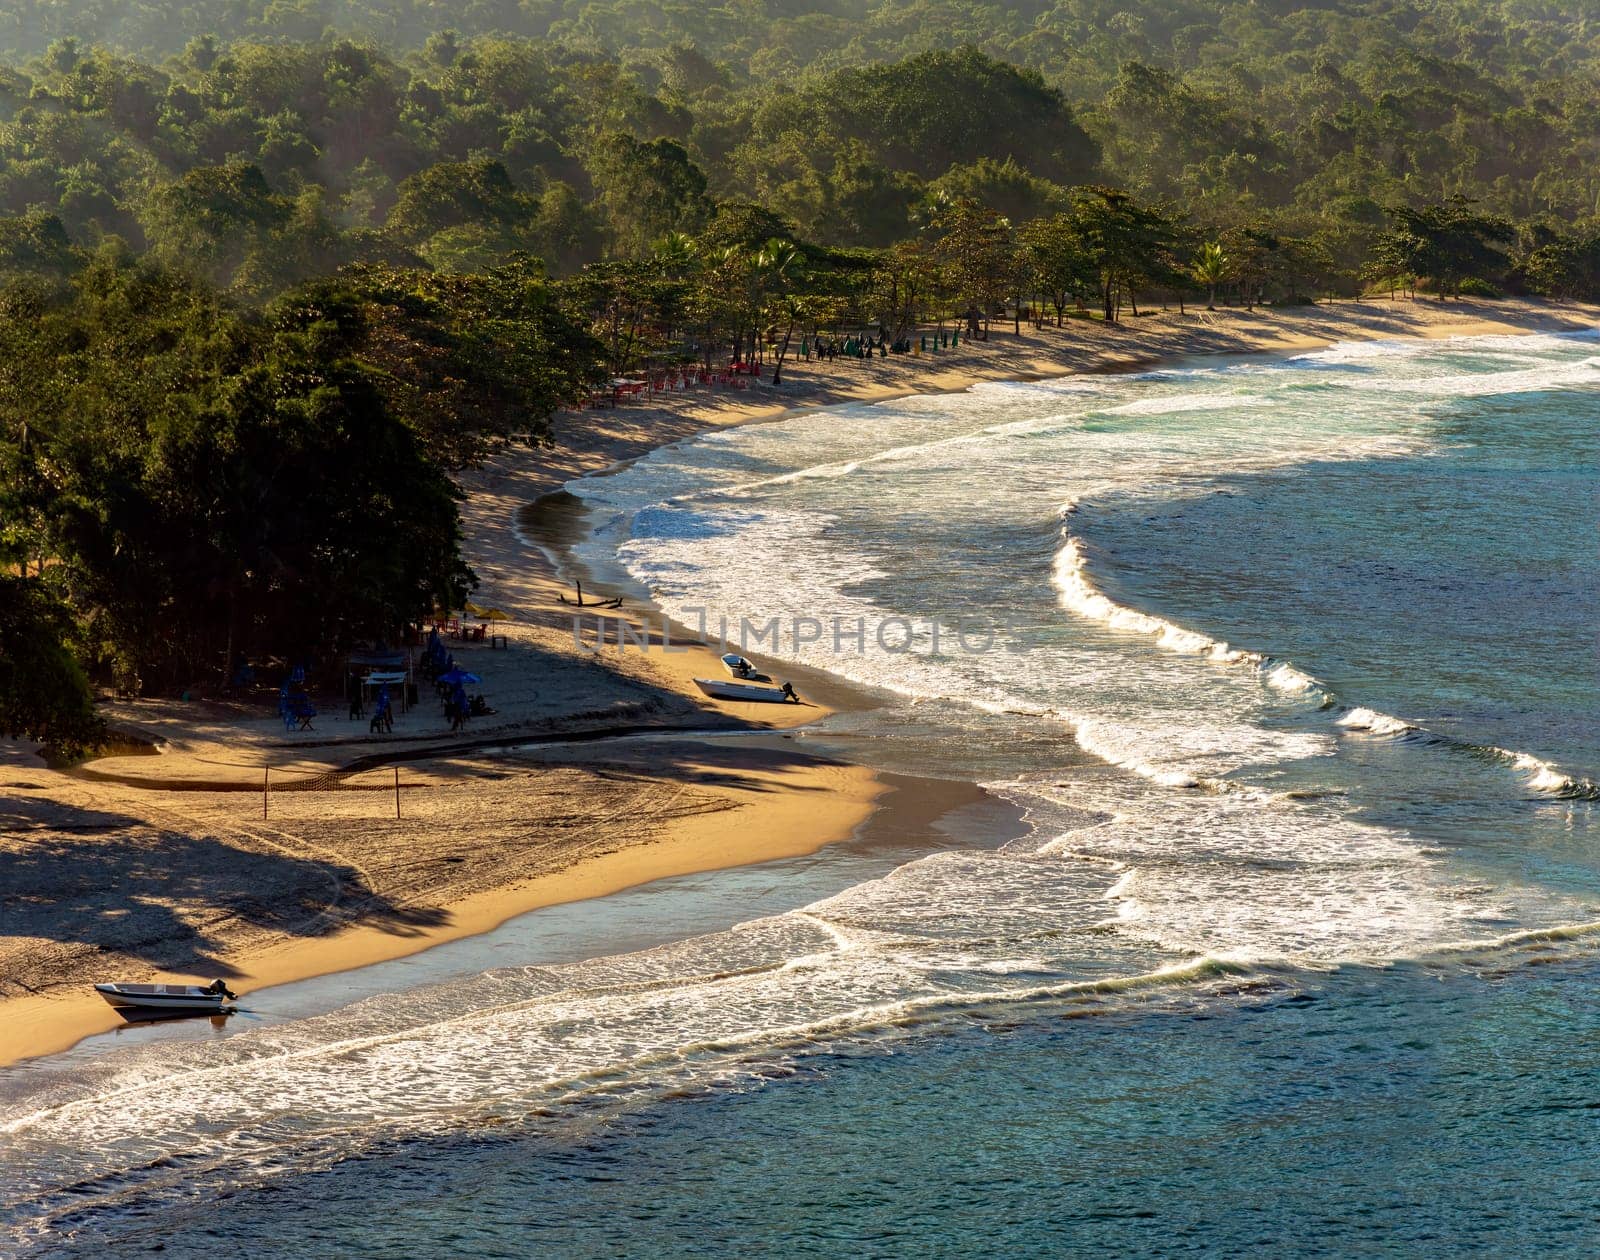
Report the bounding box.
[0,740,904,1066]
[3,297,1594,1068]
[8,764,1005,1072]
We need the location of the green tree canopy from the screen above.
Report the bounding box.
[752,47,1101,186]
[139,162,291,286]
[1068,186,1178,320]
[0,575,102,757]
[1375,197,1513,297]
[0,253,473,689]
[327,258,608,464]
[587,133,711,256]
[387,160,530,245]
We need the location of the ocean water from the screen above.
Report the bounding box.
[3,331,1598,1256]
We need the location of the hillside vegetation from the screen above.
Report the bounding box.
[3,1,1597,743]
[5,0,1600,226]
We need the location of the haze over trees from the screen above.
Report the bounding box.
[5,5,1597,269]
[0,1,1592,742]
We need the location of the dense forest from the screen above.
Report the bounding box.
[6,0,1600,225]
[3,1,1598,750]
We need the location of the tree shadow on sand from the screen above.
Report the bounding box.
[521,734,848,798]
[1,795,447,986]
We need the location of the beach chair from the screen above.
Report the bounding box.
[288,697,317,731]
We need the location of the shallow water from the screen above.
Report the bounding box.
[4,332,1598,1255]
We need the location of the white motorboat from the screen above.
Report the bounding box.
[94,982,236,1012]
[720,653,757,679]
[693,677,796,703]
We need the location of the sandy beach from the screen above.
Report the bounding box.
[3,295,1595,1067]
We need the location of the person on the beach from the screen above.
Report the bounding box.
[781,681,799,703]
[370,684,393,733]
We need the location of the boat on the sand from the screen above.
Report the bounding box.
[693,677,796,703]
[720,653,759,679]
[94,982,237,1012]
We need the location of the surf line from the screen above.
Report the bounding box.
[1051,500,1597,801]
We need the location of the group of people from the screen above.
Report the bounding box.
[806,333,919,362]
[419,627,495,733]
[270,627,496,741]
[443,687,495,732]
[811,335,883,361]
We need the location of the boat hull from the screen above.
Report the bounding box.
[693,678,792,703]
[95,984,230,1012]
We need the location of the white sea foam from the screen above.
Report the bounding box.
[1052,534,1253,663]
[1070,714,1331,790]
[1338,707,1416,736]
[602,344,1592,817]
[1012,775,1536,966]
[1492,748,1599,798]
[1353,355,1600,396]
[1284,327,1600,367]
[609,340,1593,817]
[1103,392,1270,417]
[0,875,1232,1244]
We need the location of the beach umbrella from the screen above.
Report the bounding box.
[437,668,481,685]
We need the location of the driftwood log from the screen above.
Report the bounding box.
[556,580,624,609]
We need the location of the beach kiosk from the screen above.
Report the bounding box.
[347,646,413,713]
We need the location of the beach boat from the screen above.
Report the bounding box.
[720,653,757,679]
[693,678,794,703]
[94,982,236,1012]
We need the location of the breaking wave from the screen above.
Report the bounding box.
[1053,502,1598,800]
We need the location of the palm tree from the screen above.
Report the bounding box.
[652,230,698,280]
[753,237,802,288]
[753,239,806,383]
[1191,241,1231,310]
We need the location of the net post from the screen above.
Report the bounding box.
[262,766,269,820]
[394,766,401,820]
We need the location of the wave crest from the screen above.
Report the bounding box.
[1053,501,1593,798]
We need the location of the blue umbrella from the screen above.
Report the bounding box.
[437,668,481,685]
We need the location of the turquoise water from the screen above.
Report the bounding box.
[4,332,1598,1255]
